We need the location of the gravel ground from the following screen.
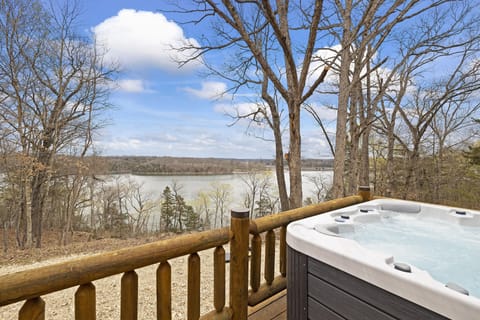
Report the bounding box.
[0,248,232,320]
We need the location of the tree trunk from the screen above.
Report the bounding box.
[3,221,8,253]
[61,177,81,246]
[15,201,25,249]
[359,61,373,187]
[332,4,352,198]
[360,131,370,186]
[31,170,47,248]
[403,147,419,199]
[31,136,55,248]
[332,50,351,198]
[25,178,33,248]
[384,107,398,197]
[272,110,289,211]
[89,179,96,231]
[430,135,445,203]
[348,98,359,195]
[349,137,359,194]
[288,101,302,209]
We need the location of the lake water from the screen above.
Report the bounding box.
[123,170,333,206]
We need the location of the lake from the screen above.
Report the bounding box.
[123,170,333,205]
[111,170,333,229]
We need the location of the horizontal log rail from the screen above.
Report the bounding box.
[249,195,364,234]
[0,227,230,306]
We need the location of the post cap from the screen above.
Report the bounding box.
[358,186,371,192]
[231,208,249,219]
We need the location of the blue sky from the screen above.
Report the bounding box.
[78,1,336,159]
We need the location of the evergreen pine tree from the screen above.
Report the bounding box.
[184,204,201,231]
[161,186,175,232]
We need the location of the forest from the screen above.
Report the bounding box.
[1,0,480,251]
[105,156,267,175]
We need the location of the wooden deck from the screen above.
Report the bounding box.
[248,290,287,320]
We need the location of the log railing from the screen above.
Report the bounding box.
[0,188,371,320]
[0,227,231,320]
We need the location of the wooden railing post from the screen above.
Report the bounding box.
[19,297,45,320]
[358,186,371,201]
[250,234,261,292]
[264,230,275,286]
[188,253,201,320]
[229,208,250,320]
[279,226,287,277]
[75,283,96,320]
[157,261,171,320]
[121,271,138,320]
[213,246,226,312]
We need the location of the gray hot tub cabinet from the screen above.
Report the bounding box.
[287,246,448,320]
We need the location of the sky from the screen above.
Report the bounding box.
[78,1,337,159]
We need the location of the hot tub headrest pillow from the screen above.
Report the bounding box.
[380,203,421,213]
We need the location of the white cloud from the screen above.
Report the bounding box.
[93,9,202,72]
[301,128,336,158]
[193,134,217,146]
[305,104,338,121]
[303,45,342,87]
[117,79,149,93]
[183,81,229,100]
[214,102,263,117]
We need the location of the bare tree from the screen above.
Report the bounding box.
[396,66,480,198]
[307,0,470,197]
[54,158,92,245]
[208,182,231,228]
[306,174,330,204]
[127,181,157,236]
[0,0,44,248]
[241,170,274,218]
[167,1,330,209]
[0,0,115,247]
[193,191,211,229]
[373,5,480,198]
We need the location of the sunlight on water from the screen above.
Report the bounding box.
[343,214,480,298]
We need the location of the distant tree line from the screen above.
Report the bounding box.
[105,156,266,175]
[103,156,333,175]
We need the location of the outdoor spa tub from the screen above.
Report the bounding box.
[286,199,480,320]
